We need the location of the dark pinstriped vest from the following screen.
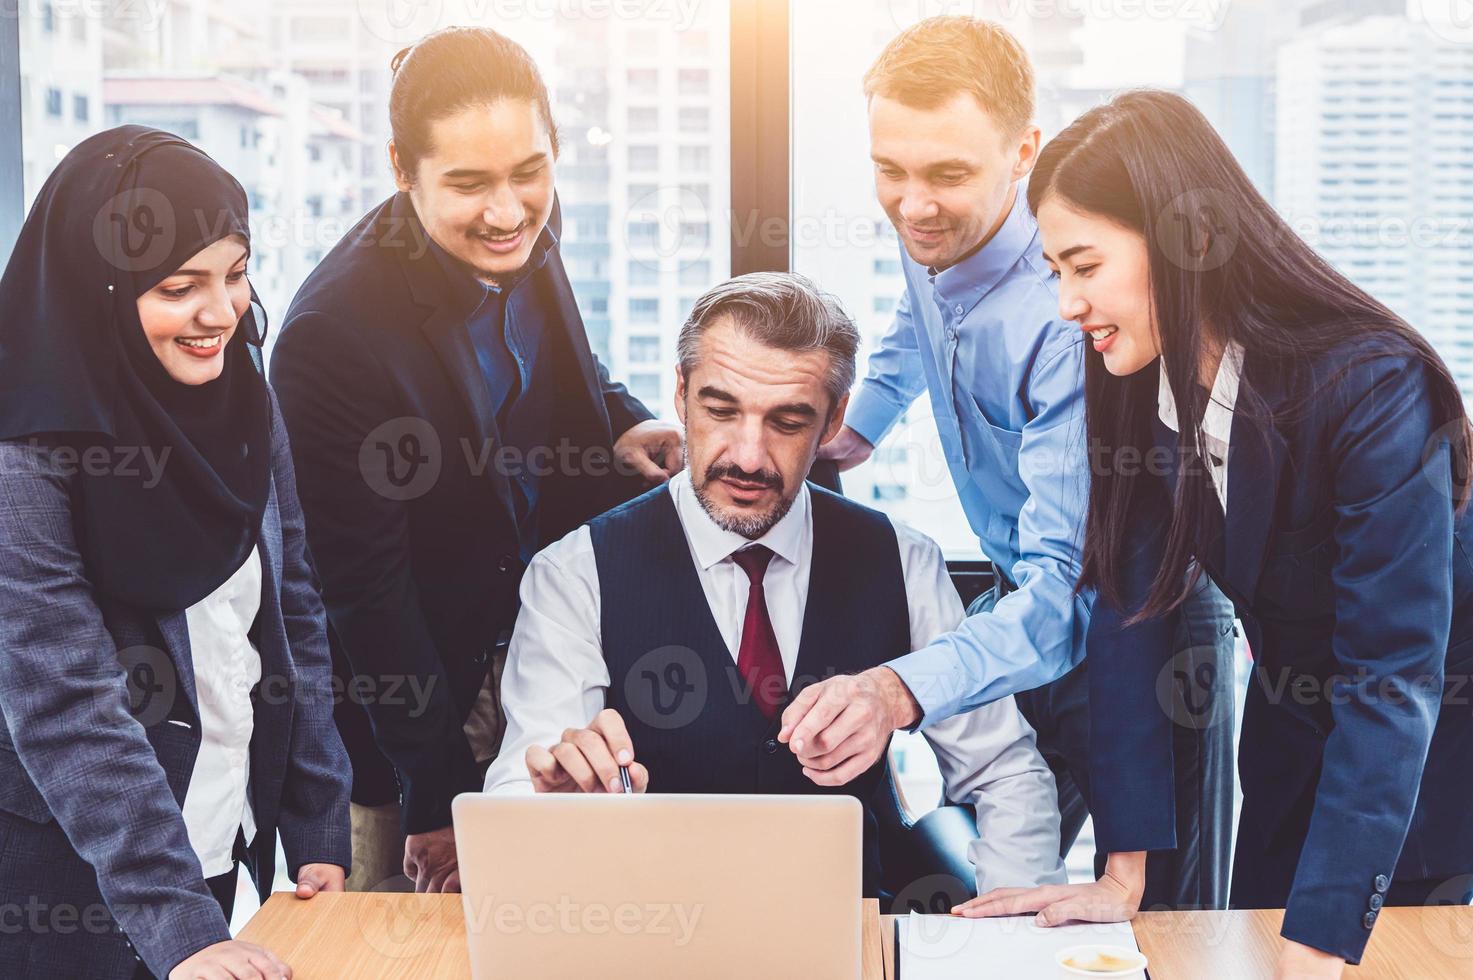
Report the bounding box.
[588,481,910,896]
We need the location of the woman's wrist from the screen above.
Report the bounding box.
[1102,851,1147,905]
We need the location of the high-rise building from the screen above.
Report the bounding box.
[267,0,399,220]
[16,2,103,208]
[1185,0,1405,202]
[485,5,732,416]
[1277,13,1473,397]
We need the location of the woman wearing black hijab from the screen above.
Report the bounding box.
[0,127,350,979]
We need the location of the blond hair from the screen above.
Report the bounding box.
[863,16,1035,135]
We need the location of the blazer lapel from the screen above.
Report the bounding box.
[1221,352,1291,602]
[155,609,199,722]
[395,195,517,515]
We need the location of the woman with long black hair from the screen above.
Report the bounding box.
[954,90,1473,977]
[0,127,350,978]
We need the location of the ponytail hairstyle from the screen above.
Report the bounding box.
[389,26,560,182]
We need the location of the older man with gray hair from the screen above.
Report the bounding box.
[483,272,1066,897]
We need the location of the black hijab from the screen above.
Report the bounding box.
[0,126,272,611]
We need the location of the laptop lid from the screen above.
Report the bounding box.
[453,793,864,980]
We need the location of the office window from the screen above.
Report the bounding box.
[627,68,658,97]
[678,145,710,171]
[627,373,662,403]
[680,259,711,288]
[628,261,658,286]
[629,297,660,323]
[628,106,659,134]
[44,88,61,118]
[678,106,709,133]
[628,145,659,172]
[72,94,88,124]
[628,221,660,247]
[678,221,710,247]
[629,335,662,364]
[678,68,709,96]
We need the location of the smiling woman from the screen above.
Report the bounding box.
[136,235,253,386]
[0,125,351,980]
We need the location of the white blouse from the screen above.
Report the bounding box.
[180,546,262,877]
[1158,341,1244,513]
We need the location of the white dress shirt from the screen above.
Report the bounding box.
[1158,341,1244,513]
[484,471,1068,892]
[180,546,262,877]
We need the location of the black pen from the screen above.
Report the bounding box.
[618,765,633,794]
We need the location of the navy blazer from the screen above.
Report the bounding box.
[270,192,655,834]
[1088,343,1473,963]
[0,395,351,980]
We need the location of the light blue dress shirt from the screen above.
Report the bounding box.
[845,186,1093,726]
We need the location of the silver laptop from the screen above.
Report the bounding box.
[452,793,864,980]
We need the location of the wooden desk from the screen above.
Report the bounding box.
[877,908,1473,979]
[239,893,889,979]
[241,895,1472,978]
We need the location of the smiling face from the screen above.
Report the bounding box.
[135,235,251,385]
[1036,196,1160,376]
[869,91,1038,271]
[392,98,556,282]
[675,318,847,539]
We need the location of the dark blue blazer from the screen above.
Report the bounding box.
[1089,343,1473,963]
[0,395,351,979]
[271,192,654,833]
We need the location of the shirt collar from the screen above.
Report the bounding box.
[1158,340,1245,447]
[927,181,1038,317]
[425,220,560,316]
[668,469,809,571]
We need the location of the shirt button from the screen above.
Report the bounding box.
[953,304,964,316]
[1362,910,1378,930]
[763,738,778,754]
[497,555,514,573]
[1374,874,1390,893]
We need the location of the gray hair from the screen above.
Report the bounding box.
[676,272,859,408]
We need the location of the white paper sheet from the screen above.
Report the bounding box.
[897,912,1147,979]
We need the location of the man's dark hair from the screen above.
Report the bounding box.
[389,27,560,180]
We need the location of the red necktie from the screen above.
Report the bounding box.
[732,546,786,719]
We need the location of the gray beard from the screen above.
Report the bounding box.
[691,472,797,540]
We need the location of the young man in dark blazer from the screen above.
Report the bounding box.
[271,27,678,895]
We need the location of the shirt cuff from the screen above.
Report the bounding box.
[886,643,968,730]
[845,383,907,448]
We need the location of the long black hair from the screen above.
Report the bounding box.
[1026,89,1472,622]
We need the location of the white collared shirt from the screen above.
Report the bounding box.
[180,546,261,877]
[1158,342,1244,513]
[483,471,1068,892]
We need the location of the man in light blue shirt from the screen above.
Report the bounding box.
[779,15,1236,914]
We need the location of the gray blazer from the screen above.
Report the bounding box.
[0,393,351,979]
